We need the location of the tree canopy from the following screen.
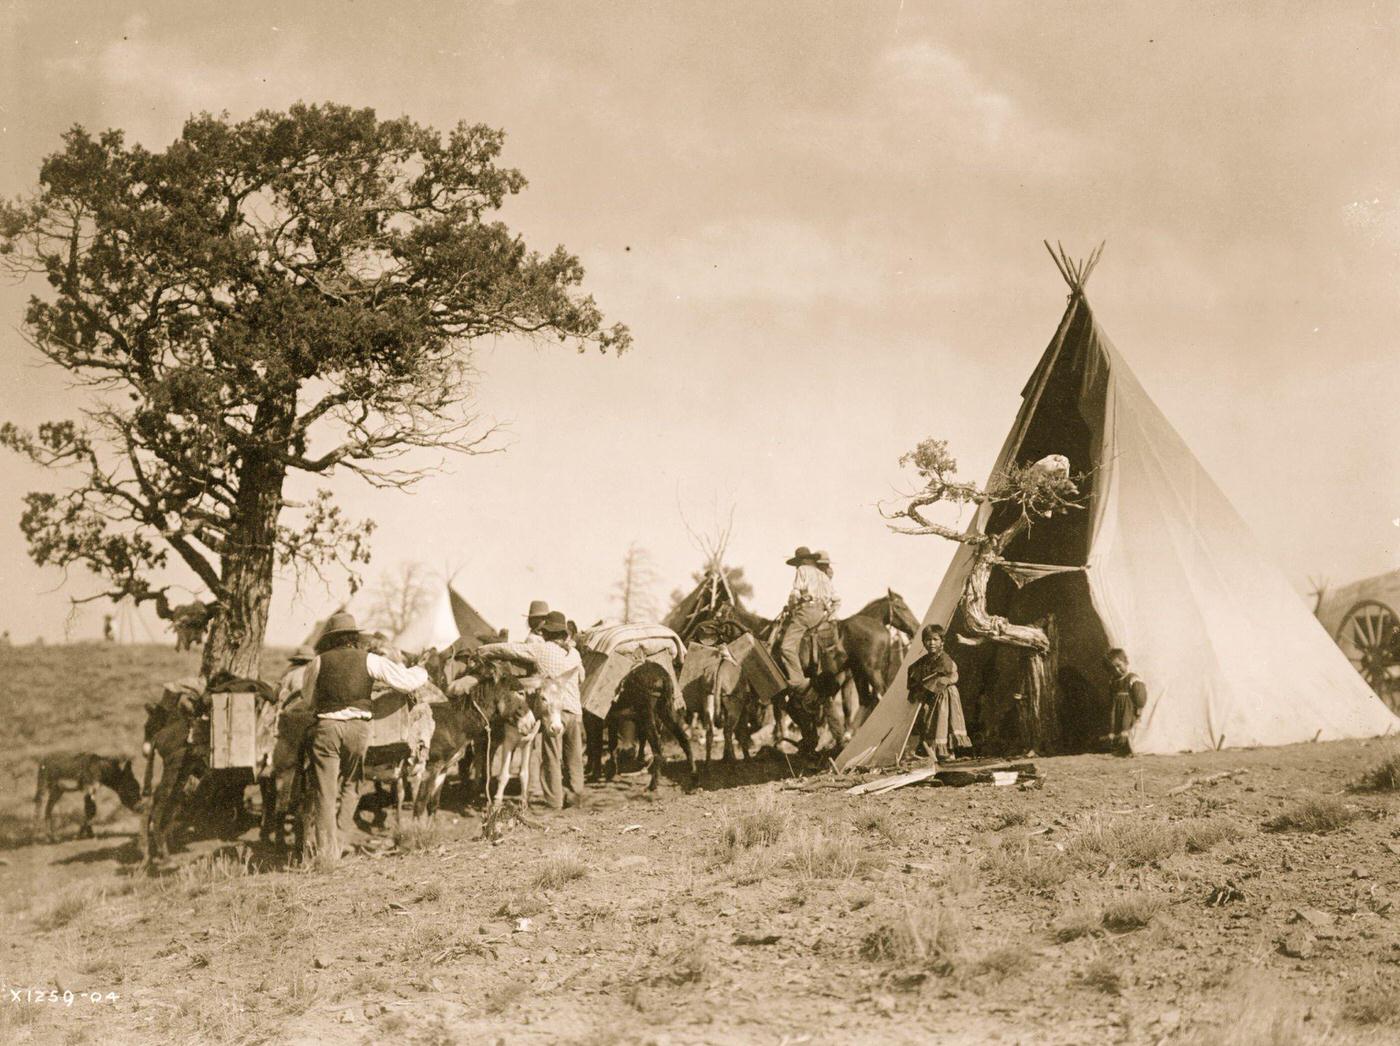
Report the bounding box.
[0,103,628,671]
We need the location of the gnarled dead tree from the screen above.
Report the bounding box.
[885,438,1084,752]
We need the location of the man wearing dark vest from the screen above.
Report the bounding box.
[300,612,428,860]
[1105,648,1148,753]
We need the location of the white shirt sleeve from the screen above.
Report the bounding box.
[365,651,429,692]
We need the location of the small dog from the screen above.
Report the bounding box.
[34,752,143,842]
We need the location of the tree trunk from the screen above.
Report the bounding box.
[201,397,293,680]
[959,550,1053,754]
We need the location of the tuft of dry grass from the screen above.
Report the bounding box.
[981,837,1073,889]
[714,799,790,862]
[1353,750,1400,793]
[1100,892,1165,932]
[531,850,589,891]
[1341,979,1400,1025]
[394,818,444,852]
[1263,796,1359,834]
[1179,970,1326,1046]
[860,894,961,975]
[34,888,91,932]
[495,893,548,919]
[853,808,899,842]
[1052,906,1103,943]
[786,827,886,881]
[1076,956,1122,994]
[1066,816,1232,868]
[970,945,1031,981]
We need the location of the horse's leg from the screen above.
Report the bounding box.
[39,785,61,843]
[518,738,532,812]
[704,684,715,768]
[80,786,98,839]
[643,706,665,792]
[258,776,277,843]
[659,699,698,789]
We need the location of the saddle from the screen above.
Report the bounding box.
[798,619,847,678]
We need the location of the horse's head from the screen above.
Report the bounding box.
[104,757,144,811]
[525,679,564,738]
[885,590,920,637]
[493,689,538,739]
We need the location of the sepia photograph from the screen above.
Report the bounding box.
[0,2,1397,1043]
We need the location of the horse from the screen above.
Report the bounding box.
[759,590,920,757]
[829,591,920,745]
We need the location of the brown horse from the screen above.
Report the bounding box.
[758,591,920,756]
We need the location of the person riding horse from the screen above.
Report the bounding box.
[776,546,841,691]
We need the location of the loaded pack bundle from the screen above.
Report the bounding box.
[576,623,687,719]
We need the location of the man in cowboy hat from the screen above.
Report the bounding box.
[476,610,586,810]
[777,546,840,690]
[299,611,429,860]
[277,645,315,707]
[524,600,551,640]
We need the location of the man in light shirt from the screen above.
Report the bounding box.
[300,612,428,860]
[777,546,840,689]
[476,610,586,810]
[524,599,550,641]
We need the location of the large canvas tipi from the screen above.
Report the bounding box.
[396,583,496,653]
[838,247,1398,768]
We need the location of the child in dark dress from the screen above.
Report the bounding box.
[907,624,971,759]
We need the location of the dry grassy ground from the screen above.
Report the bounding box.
[4,646,1400,1045]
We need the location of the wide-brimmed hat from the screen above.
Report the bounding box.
[525,599,550,620]
[785,546,816,567]
[539,610,569,636]
[813,549,832,567]
[288,645,315,664]
[316,611,360,649]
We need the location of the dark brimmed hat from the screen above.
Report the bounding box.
[785,546,815,567]
[539,611,569,636]
[288,645,315,664]
[315,611,360,650]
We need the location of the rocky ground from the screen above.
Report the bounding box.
[5,645,1400,1045]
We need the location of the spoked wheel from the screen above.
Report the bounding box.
[1337,600,1400,713]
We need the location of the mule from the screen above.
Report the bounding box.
[33,753,142,842]
[602,660,698,791]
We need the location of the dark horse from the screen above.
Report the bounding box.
[760,591,919,756]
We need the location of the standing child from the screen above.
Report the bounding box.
[907,624,971,760]
[1104,648,1148,754]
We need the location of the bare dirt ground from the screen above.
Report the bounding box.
[4,646,1400,1045]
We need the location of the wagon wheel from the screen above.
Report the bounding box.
[1336,600,1400,712]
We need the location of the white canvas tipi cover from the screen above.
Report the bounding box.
[838,264,1397,768]
[396,584,495,653]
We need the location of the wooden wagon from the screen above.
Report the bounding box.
[1317,568,1400,713]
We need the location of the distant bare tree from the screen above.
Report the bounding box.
[368,563,434,641]
[614,543,659,624]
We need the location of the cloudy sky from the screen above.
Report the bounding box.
[0,0,1396,645]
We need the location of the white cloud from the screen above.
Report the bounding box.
[44,15,357,147]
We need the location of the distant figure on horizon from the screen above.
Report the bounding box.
[103,615,115,643]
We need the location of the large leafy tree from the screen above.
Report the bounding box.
[0,103,628,676]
